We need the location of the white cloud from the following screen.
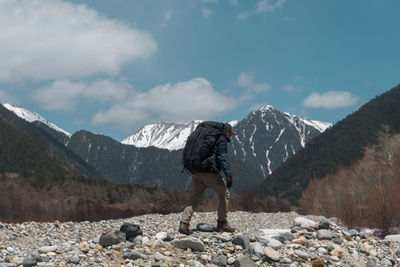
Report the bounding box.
[237,72,254,87]
[32,80,130,112]
[283,84,303,93]
[283,85,296,92]
[254,83,270,92]
[230,0,239,6]
[303,91,359,109]
[235,72,270,93]
[0,0,157,82]
[256,0,286,13]
[201,8,213,19]
[164,11,172,21]
[237,12,249,20]
[92,78,237,130]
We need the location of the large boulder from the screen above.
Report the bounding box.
[232,234,250,250]
[120,223,143,239]
[171,237,205,251]
[197,223,216,232]
[384,234,400,242]
[234,256,256,267]
[99,230,120,247]
[293,217,317,229]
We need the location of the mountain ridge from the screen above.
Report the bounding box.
[2,103,71,137]
[259,83,400,204]
[122,105,331,152]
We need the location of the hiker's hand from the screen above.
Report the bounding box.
[226,176,233,188]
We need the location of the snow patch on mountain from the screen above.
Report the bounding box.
[228,120,239,127]
[2,103,71,137]
[122,105,332,152]
[283,112,332,132]
[121,120,203,151]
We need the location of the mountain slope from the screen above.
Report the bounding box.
[68,130,190,188]
[259,83,400,204]
[2,103,70,137]
[122,106,330,153]
[2,103,71,145]
[0,105,103,181]
[229,105,331,177]
[0,119,74,186]
[122,120,203,150]
[68,106,330,191]
[68,130,266,191]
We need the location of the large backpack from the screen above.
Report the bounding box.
[182,121,226,174]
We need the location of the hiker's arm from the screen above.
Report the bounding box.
[215,135,232,177]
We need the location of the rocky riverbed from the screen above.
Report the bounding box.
[0,211,399,267]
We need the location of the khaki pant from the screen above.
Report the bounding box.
[181,172,230,224]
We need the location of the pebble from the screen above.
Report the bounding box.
[212,254,227,266]
[38,245,58,254]
[234,256,256,267]
[154,252,164,262]
[232,234,250,250]
[294,249,309,260]
[197,223,216,232]
[78,242,90,253]
[0,211,398,267]
[155,232,168,240]
[263,247,281,261]
[317,229,333,240]
[293,217,316,229]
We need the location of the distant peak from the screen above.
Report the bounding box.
[2,103,71,137]
[257,105,276,112]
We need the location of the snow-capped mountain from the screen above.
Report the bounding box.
[122,105,331,153]
[230,105,332,177]
[122,120,243,151]
[2,103,71,137]
[121,120,203,150]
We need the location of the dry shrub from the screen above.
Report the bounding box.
[299,126,400,235]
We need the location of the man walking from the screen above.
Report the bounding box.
[179,121,236,235]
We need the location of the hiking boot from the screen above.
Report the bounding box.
[178,221,193,235]
[217,220,235,233]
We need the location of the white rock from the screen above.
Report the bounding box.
[260,236,283,249]
[154,252,164,262]
[330,256,340,261]
[155,232,168,241]
[38,246,58,254]
[249,242,264,257]
[318,247,328,254]
[263,247,281,261]
[259,228,291,237]
[293,217,316,229]
[294,249,309,260]
[384,234,400,242]
[142,236,150,245]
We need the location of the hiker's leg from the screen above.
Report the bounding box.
[181,173,206,224]
[203,173,230,222]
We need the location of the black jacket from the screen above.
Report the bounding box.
[212,132,232,177]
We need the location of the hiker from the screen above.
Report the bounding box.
[179,121,236,234]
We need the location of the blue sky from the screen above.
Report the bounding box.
[0,0,399,141]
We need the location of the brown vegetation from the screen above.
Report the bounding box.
[299,125,400,236]
[0,172,293,223]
